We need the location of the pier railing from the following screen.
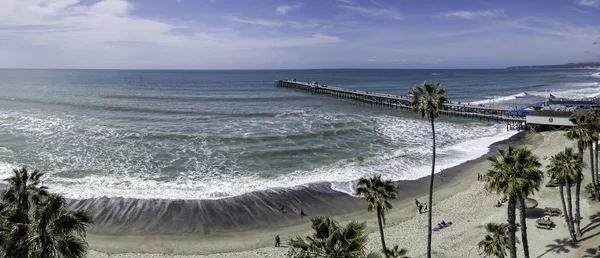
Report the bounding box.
[275,80,526,130]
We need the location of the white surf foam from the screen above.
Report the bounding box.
[588,72,600,79]
[0,111,518,200]
[470,92,527,105]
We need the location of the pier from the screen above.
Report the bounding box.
[275,80,526,130]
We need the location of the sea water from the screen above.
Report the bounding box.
[0,69,598,200]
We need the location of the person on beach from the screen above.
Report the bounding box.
[423,203,428,212]
[280,206,287,213]
[275,235,281,247]
[418,203,423,214]
[300,210,306,216]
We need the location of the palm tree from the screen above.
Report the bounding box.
[478,222,509,258]
[512,148,543,258]
[410,81,447,258]
[0,202,30,258]
[356,175,397,258]
[2,167,48,213]
[590,109,600,201]
[573,113,600,201]
[384,245,408,258]
[288,216,379,258]
[566,114,592,236]
[547,148,583,243]
[485,146,520,258]
[27,194,94,258]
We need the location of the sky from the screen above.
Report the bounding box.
[0,0,599,69]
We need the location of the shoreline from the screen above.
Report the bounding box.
[88,130,600,258]
[85,131,529,255]
[71,131,525,236]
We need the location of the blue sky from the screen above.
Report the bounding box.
[1,0,599,69]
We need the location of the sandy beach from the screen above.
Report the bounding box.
[87,131,600,258]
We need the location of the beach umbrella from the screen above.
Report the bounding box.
[516,197,538,210]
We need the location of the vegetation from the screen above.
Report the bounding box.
[383,245,408,258]
[584,183,596,200]
[478,222,510,258]
[547,148,583,243]
[485,146,542,258]
[565,114,592,236]
[410,81,447,258]
[356,175,397,257]
[288,216,379,258]
[0,167,94,258]
[512,148,543,258]
[569,113,600,203]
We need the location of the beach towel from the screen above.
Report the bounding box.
[432,222,453,231]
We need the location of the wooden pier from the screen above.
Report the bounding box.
[275,80,526,130]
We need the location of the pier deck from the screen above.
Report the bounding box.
[275,80,526,130]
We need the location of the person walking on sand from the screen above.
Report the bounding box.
[418,203,423,214]
[423,202,428,212]
[275,235,281,247]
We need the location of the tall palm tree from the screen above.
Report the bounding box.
[485,146,520,258]
[2,167,48,213]
[478,222,510,258]
[589,109,600,197]
[547,148,582,243]
[356,175,397,258]
[512,148,543,258]
[565,114,592,236]
[27,194,94,258]
[410,81,447,258]
[289,216,379,258]
[573,113,600,201]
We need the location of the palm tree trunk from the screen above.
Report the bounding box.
[596,140,600,202]
[575,147,583,236]
[575,175,582,236]
[426,115,436,258]
[565,183,577,242]
[558,185,572,241]
[590,145,599,202]
[507,197,517,258]
[377,207,389,258]
[519,198,530,258]
[595,139,598,190]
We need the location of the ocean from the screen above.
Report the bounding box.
[0,69,599,202]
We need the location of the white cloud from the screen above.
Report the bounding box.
[335,0,354,4]
[0,0,343,68]
[443,10,504,20]
[227,16,282,27]
[339,5,401,20]
[276,3,302,15]
[576,0,599,6]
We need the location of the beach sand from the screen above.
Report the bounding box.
[87,131,600,258]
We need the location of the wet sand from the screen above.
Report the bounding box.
[87,131,600,257]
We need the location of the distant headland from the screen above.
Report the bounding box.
[507,62,600,69]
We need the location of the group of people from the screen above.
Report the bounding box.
[275,206,307,247]
[415,199,428,214]
[495,197,507,207]
[437,220,450,229]
[280,206,307,216]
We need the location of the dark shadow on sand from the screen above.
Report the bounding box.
[536,237,579,258]
[582,212,600,234]
[526,208,547,219]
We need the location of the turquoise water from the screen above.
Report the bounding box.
[0,69,598,200]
